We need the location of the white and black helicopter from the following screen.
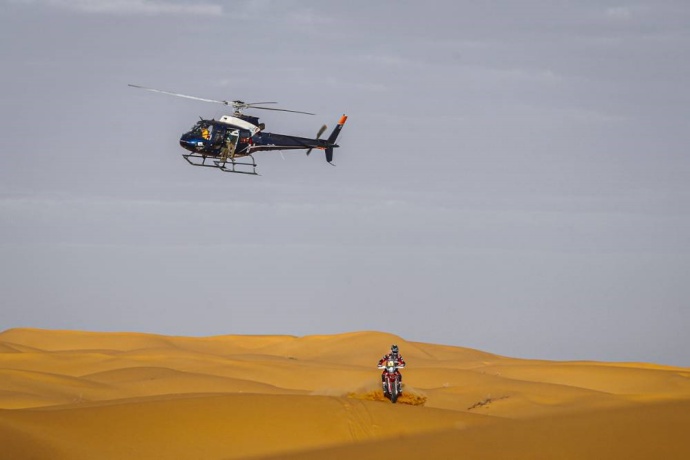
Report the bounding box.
[129,84,347,175]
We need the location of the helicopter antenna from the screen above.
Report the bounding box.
[128,84,315,115]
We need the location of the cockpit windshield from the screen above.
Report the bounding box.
[190,121,207,133]
[190,121,212,140]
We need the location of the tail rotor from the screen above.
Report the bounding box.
[306,124,328,156]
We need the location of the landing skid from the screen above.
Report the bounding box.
[182,153,259,176]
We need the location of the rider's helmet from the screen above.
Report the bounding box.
[391,344,399,356]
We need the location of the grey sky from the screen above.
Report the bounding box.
[1,0,688,365]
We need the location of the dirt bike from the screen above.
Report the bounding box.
[378,360,404,403]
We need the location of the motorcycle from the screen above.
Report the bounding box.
[378,360,404,403]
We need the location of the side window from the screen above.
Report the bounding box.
[211,126,224,142]
[226,129,240,144]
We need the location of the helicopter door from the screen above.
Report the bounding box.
[219,129,240,162]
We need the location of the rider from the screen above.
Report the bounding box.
[378,344,406,394]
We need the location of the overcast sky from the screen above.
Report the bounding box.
[1,0,688,366]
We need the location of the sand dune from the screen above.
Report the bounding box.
[264,399,690,460]
[1,328,689,459]
[0,393,490,459]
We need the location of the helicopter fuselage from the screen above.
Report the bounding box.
[179,115,256,158]
[178,114,338,159]
[128,83,347,174]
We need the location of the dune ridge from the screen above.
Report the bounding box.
[1,328,689,459]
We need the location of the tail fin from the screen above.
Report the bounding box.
[325,114,347,164]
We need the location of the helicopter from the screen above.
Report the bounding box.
[129,84,347,175]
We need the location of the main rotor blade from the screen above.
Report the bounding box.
[128,84,230,105]
[248,106,315,115]
[129,84,314,114]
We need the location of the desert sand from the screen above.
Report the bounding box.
[1,328,688,459]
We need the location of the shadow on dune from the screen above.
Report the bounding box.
[347,383,427,406]
[312,380,427,406]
